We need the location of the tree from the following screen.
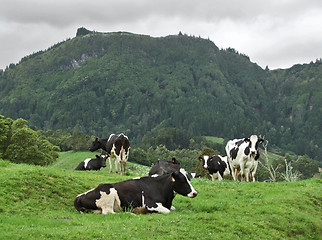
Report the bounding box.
[128,148,148,166]
[0,115,13,158]
[258,140,279,182]
[292,155,318,179]
[1,117,60,166]
[281,158,302,182]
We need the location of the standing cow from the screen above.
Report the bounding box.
[90,133,130,175]
[74,168,197,214]
[225,135,264,182]
[75,155,107,171]
[199,155,231,181]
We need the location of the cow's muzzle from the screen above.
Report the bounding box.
[188,191,198,198]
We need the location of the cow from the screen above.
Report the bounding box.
[90,133,130,175]
[148,158,180,176]
[225,135,264,182]
[75,155,107,171]
[199,155,231,181]
[74,168,198,214]
[190,172,201,178]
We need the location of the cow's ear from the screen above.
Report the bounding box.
[259,139,264,144]
[171,171,178,182]
[209,156,213,161]
[171,173,176,182]
[172,158,176,164]
[95,137,99,141]
[244,138,250,143]
[198,156,203,161]
[96,155,100,158]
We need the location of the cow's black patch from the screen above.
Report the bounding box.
[235,140,244,147]
[230,148,239,160]
[255,151,260,160]
[244,146,250,155]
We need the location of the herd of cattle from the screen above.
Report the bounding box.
[74,133,264,214]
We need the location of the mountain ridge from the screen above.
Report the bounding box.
[0,28,321,162]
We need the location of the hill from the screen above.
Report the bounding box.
[0,157,321,239]
[0,28,321,162]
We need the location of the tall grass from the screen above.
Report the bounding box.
[0,152,321,239]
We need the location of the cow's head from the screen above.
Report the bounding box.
[199,155,212,169]
[171,157,180,165]
[171,168,197,198]
[245,135,264,159]
[97,155,107,168]
[90,138,101,152]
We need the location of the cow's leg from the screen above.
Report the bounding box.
[114,154,122,174]
[210,174,215,181]
[244,169,250,182]
[234,168,238,181]
[109,157,113,173]
[114,158,119,173]
[122,160,127,175]
[118,160,123,175]
[252,172,256,182]
[230,163,237,181]
[145,203,171,214]
[218,172,223,181]
[239,162,246,181]
[119,148,127,175]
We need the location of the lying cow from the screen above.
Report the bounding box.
[74,168,197,214]
[90,133,130,175]
[148,158,180,176]
[199,155,231,181]
[75,155,107,171]
[225,135,264,182]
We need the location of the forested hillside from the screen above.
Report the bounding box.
[0,28,321,162]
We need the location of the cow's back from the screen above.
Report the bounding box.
[149,160,180,176]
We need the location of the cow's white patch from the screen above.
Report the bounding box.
[203,155,209,168]
[146,202,170,214]
[83,158,91,168]
[179,168,197,198]
[107,134,115,142]
[132,177,141,180]
[249,135,259,154]
[95,188,121,214]
[151,174,159,177]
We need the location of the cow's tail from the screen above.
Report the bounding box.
[74,196,85,214]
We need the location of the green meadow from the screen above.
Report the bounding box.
[0,152,321,239]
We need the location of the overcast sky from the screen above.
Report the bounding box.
[1,0,322,70]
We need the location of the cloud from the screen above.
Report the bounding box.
[1,0,322,70]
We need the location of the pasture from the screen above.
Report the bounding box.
[0,151,321,239]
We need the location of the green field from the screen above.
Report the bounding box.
[0,152,321,239]
[205,136,225,144]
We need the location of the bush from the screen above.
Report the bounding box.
[0,116,60,166]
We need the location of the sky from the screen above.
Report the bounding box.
[1,0,322,70]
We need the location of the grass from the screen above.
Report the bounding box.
[205,136,225,144]
[0,152,321,239]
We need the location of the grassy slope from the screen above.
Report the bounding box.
[0,152,321,239]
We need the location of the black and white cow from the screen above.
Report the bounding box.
[225,135,264,182]
[199,155,231,181]
[75,155,107,171]
[74,168,197,214]
[90,133,130,175]
[148,158,180,176]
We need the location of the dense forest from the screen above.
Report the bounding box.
[0,28,321,164]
